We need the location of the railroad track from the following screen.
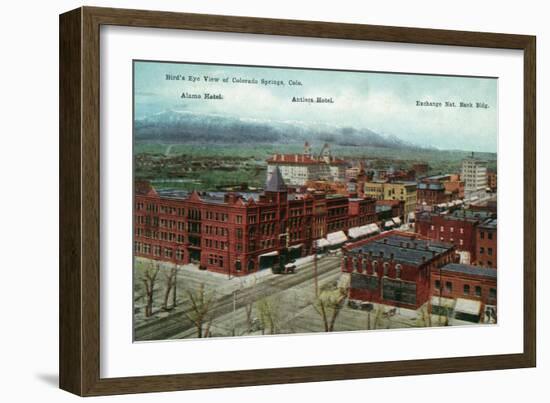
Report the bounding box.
[134,257,341,341]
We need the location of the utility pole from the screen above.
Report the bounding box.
[172,263,178,308]
[313,240,319,297]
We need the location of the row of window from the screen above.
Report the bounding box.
[479,231,494,240]
[204,238,229,250]
[204,225,228,236]
[434,280,496,299]
[204,211,229,222]
[350,258,403,279]
[135,228,185,244]
[430,225,465,234]
[134,242,184,260]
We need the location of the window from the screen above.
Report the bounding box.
[480,231,485,239]
[488,247,493,256]
[372,261,378,276]
[488,232,493,240]
[480,247,485,254]
[435,280,441,289]
[463,284,470,295]
[383,262,389,277]
[395,264,402,279]
[445,281,452,292]
[475,286,482,297]
[440,226,444,232]
[489,288,497,300]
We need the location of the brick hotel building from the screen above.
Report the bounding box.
[134,168,377,276]
[342,231,457,309]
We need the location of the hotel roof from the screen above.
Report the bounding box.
[267,153,347,165]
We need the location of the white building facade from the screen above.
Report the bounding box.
[461,156,488,198]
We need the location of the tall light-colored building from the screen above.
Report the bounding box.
[362,180,417,221]
[266,142,347,186]
[461,154,488,198]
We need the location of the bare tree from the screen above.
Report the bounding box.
[256,297,280,335]
[184,284,215,338]
[241,278,257,334]
[141,261,160,317]
[416,303,432,327]
[313,287,347,332]
[162,265,177,311]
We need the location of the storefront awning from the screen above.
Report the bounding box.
[327,230,348,246]
[430,296,455,309]
[454,298,481,316]
[348,223,380,239]
[259,250,278,258]
[316,238,330,248]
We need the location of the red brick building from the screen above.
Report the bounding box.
[134,168,377,276]
[342,231,457,309]
[417,174,464,208]
[412,163,429,177]
[415,210,494,265]
[487,170,497,192]
[430,263,497,322]
[476,218,497,268]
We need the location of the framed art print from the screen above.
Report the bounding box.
[59,6,536,396]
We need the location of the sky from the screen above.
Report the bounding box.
[134,60,498,153]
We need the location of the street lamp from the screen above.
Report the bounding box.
[365,303,374,330]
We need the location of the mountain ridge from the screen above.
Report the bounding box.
[134,109,428,150]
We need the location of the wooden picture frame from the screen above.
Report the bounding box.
[59,6,536,396]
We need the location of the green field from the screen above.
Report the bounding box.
[134,142,497,191]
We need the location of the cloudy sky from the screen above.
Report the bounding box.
[134,60,498,152]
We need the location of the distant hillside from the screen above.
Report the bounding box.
[134,109,424,150]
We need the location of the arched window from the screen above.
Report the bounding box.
[247,259,255,272]
[352,258,358,272]
[235,260,242,272]
[372,260,378,276]
[395,264,402,279]
[383,262,389,277]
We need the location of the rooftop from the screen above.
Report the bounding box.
[440,263,497,278]
[479,218,497,230]
[347,233,454,266]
